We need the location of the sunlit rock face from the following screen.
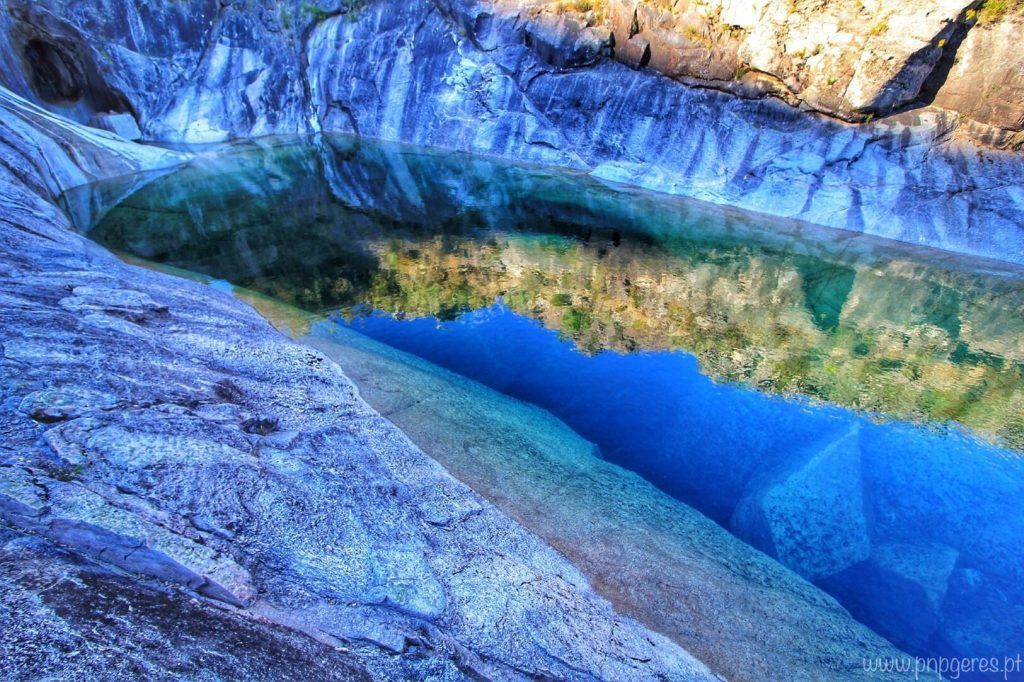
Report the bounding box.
[932,5,1024,141]
[501,0,1024,138]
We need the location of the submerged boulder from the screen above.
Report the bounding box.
[821,541,960,654]
[937,568,1024,661]
[731,424,870,580]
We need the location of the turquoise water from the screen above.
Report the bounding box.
[65,137,1024,675]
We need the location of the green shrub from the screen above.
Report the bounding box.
[300,2,328,21]
[869,17,889,36]
[562,308,593,333]
[979,0,1010,23]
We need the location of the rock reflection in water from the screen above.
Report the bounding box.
[73,136,1024,450]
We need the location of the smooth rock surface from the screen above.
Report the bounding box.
[931,2,1024,137]
[89,111,142,141]
[0,75,712,681]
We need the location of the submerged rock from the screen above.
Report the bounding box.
[731,425,870,580]
[821,542,960,654]
[937,568,1024,662]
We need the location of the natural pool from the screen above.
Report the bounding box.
[64,136,1024,676]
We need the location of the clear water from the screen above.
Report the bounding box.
[64,136,1024,674]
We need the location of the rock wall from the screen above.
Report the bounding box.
[0,0,318,142]
[0,0,1022,264]
[6,0,1019,140]
[509,0,1024,136]
[308,0,1024,265]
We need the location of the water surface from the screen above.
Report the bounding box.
[64,136,1024,675]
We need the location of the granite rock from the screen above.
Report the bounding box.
[731,425,871,580]
[0,0,1021,263]
[0,78,713,681]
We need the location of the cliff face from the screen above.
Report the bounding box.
[512,0,1024,137]
[6,0,1020,142]
[0,0,312,141]
[932,2,1024,138]
[308,0,1024,263]
[1,0,1021,264]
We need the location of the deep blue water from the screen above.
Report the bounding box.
[342,303,1024,674]
[344,303,847,523]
